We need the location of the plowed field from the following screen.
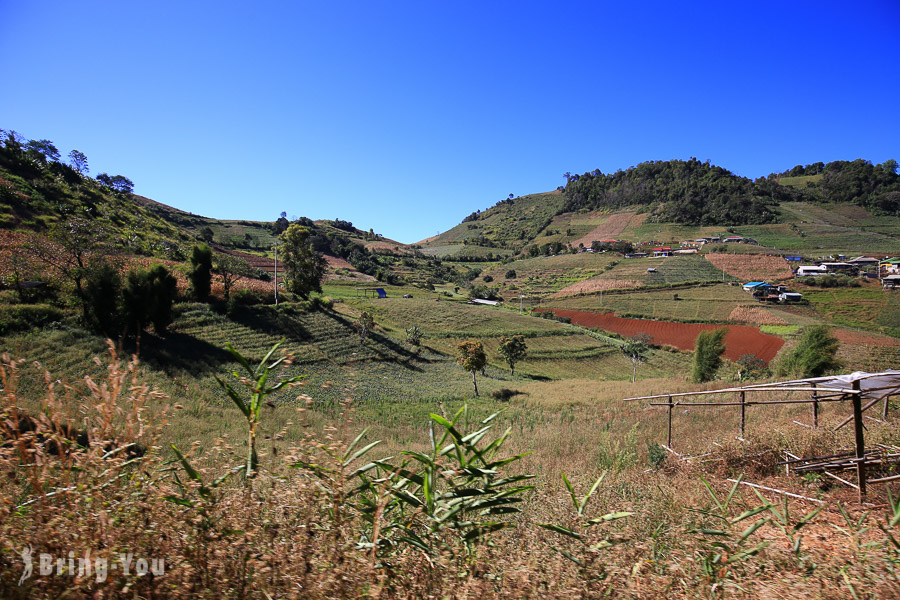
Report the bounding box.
[537,308,785,363]
[705,253,794,281]
[571,212,638,248]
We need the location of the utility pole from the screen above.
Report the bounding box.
[273,243,278,306]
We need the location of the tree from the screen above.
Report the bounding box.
[356,311,375,342]
[777,325,840,378]
[68,150,89,175]
[123,265,178,335]
[621,334,651,383]
[83,260,123,335]
[24,139,60,166]
[96,173,134,195]
[27,217,108,320]
[216,253,254,300]
[189,244,213,300]
[280,224,327,299]
[199,226,214,242]
[692,328,728,383]
[497,335,527,376]
[457,340,487,396]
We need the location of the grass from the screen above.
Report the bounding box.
[760,324,802,335]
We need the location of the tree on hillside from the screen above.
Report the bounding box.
[737,354,768,381]
[27,217,109,320]
[457,340,487,396]
[68,150,89,175]
[280,224,328,299]
[692,328,728,383]
[777,325,840,378]
[498,335,527,376]
[621,333,652,383]
[83,260,123,335]
[216,253,254,300]
[25,139,60,166]
[190,244,213,300]
[123,265,178,335]
[356,311,375,342]
[96,173,134,195]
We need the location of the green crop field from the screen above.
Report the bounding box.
[543,283,750,321]
[799,285,900,336]
[597,254,735,285]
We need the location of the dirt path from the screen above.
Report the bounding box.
[537,308,785,363]
[571,212,638,247]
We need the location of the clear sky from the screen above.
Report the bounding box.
[2,1,899,243]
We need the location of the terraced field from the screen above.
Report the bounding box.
[543,284,753,322]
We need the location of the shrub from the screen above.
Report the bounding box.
[692,328,727,382]
[491,388,521,401]
[777,325,840,377]
[123,265,178,334]
[406,325,422,345]
[505,269,517,279]
[190,244,213,300]
[483,275,494,282]
[83,260,122,334]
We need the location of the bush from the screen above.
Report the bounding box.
[190,244,213,300]
[123,265,178,334]
[316,296,334,310]
[692,328,727,382]
[83,261,122,334]
[505,269,517,279]
[483,275,494,282]
[405,325,422,345]
[777,325,840,377]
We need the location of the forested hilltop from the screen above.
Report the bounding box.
[560,158,900,227]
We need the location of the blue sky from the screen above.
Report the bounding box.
[2,1,898,243]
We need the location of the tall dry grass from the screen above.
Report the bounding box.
[2,345,900,598]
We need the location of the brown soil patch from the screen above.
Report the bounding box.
[728,307,789,326]
[571,212,637,248]
[549,278,643,298]
[705,253,794,281]
[537,308,785,363]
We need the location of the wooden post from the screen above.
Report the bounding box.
[739,391,746,439]
[811,382,819,429]
[667,395,673,449]
[884,394,891,422]
[851,381,866,501]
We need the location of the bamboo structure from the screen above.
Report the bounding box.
[627,371,900,500]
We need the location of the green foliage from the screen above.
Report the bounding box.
[405,325,422,345]
[0,304,64,335]
[737,353,768,381]
[647,442,666,469]
[123,265,178,334]
[356,311,375,342]
[280,224,328,299]
[777,325,841,378]
[339,406,535,560]
[497,334,528,375]
[83,260,122,335]
[457,340,487,396]
[215,340,305,478]
[537,472,633,571]
[692,328,727,383]
[505,269,517,279]
[214,253,254,300]
[798,274,860,288]
[621,334,651,382]
[563,159,785,226]
[190,244,213,301]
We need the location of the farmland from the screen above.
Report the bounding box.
[704,252,795,281]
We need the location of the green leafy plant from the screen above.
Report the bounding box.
[687,476,772,586]
[362,406,535,562]
[537,471,633,575]
[215,339,306,479]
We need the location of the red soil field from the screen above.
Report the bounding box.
[538,308,785,363]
